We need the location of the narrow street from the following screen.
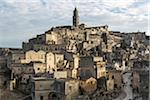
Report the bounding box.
[123,72,133,100]
[114,71,133,100]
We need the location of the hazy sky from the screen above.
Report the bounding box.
[0,0,149,48]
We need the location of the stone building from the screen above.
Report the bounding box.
[31,77,62,100]
[31,77,79,100]
[46,51,64,73]
[10,63,34,90]
[7,50,25,69]
[65,79,80,100]
[33,62,46,74]
[20,50,46,63]
[0,7,149,100]
[78,56,96,80]
[22,43,65,52]
[94,57,106,78]
[54,70,70,79]
[106,70,122,90]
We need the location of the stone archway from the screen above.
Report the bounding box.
[48,92,59,100]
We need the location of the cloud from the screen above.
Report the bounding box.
[0,0,149,48]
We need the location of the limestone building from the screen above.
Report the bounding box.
[0,7,149,100]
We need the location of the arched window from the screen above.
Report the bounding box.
[48,93,59,100]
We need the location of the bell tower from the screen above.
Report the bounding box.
[73,7,79,27]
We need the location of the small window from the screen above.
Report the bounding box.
[69,86,72,91]
[112,75,114,79]
[125,62,127,66]
[114,84,117,88]
[29,68,31,71]
[40,96,43,100]
[41,55,43,59]
[40,85,42,87]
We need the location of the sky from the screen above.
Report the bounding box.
[0,0,149,48]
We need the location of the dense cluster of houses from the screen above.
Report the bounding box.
[0,8,149,100]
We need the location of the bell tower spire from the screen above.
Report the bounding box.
[73,7,79,27]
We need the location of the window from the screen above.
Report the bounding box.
[29,68,31,71]
[40,96,43,100]
[41,55,44,59]
[112,75,114,79]
[69,86,72,91]
[114,84,117,88]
